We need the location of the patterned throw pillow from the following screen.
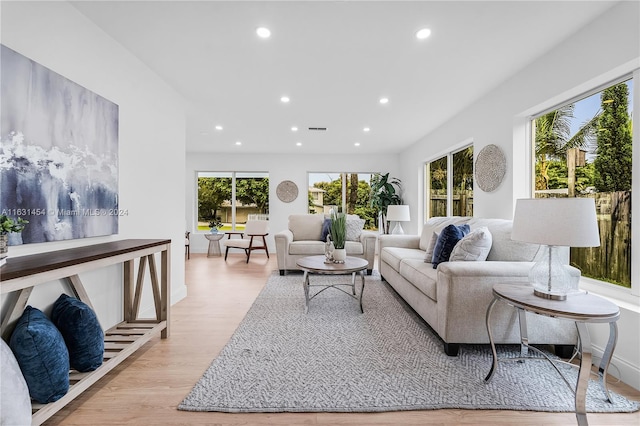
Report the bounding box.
[10,306,70,403]
[449,226,493,262]
[346,218,365,241]
[431,224,470,268]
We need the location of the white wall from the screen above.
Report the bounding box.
[398,2,640,389]
[1,1,187,328]
[186,152,400,255]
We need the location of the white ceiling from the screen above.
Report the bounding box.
[71,1,618,154]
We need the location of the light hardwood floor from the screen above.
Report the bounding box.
[47,254,639,425]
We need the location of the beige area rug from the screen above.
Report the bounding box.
[179,271,639,414]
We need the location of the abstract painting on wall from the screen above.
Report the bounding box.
[0,45,119,245]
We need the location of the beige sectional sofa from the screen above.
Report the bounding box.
[379,216,578,356]
[275,214,377,275]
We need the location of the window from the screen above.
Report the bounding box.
[425,145,474,219]
[531,78,633,289]
[197,171,269,231]
[308,172,377,230]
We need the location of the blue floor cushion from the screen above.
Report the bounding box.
[52,294,104,372]
[10,306,70,403]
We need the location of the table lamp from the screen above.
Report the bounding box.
[387,205,410,235]
[511,198,600,300]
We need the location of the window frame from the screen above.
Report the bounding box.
[521,68,639,300]
[195,170,269,233]
[424,141,474,220]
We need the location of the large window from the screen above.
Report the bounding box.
[532,78,633,288]
[197,171,269,231]
[425,145,474,219]
[308,172,377,230]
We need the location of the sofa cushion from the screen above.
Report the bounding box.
[52,294,104,372]
[289,241,326,255]
[346,218,365,241]
[432,224,470,268]
[10,306,70,404]
[289,214,323,241]
[468,218,542,262]
[381,247,425,273]
[450,226,492,262]
[399,259,438,301]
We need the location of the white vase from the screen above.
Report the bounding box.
[333,248,346,262]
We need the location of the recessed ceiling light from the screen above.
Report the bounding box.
[215,125,223,131]
[281,96,290,103]
[379,97,389,104]
[291,126,298,132]
[416,28,431,40]
[354,142,361,147]
[296,142,302,146]
[235,141,242,146]
[256,27,271,38]
[363,127,370,132]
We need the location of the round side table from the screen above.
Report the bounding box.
[204,233,225,257]
[485,283,619,426]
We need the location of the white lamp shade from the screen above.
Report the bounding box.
[386,205,410,222]
[511,198,600,247]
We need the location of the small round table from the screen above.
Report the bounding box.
[485,283,620,426]
[296,255,368,314]
[204,233,225,257]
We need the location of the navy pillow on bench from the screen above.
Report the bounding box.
[52,294,104,373]
[431,224,470,268]
[10,306,70,403]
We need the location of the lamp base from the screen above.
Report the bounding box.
[391,222,405,235]
[533,289,567,301]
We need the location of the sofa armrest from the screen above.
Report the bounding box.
[436,261,580,342]
[378,234,420,250]
[274,230,294,273]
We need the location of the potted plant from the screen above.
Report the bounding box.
[208,217,223,233]
[0,215,28,262]
[329,211,347,263]
[369,172,402,234]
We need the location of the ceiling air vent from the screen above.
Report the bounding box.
[308,127,327,131]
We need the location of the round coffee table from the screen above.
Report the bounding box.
[296,255,368,314]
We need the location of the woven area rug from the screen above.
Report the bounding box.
[179,271,639,414]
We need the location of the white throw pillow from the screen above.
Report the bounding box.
[449,226,492,262]
[346,218,365,241]
[424,232,439,263]
[1,338,32,426]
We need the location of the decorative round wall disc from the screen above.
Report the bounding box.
[475,144,507,192]
[276,180,298,202]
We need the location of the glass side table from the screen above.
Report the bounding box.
[485,283,619,426]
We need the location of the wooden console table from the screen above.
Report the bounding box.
[0,239,171,425]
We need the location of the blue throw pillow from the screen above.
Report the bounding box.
[431,224,470,269]
[321,218,332,242]
[52,294,104,373]
[10,306,70,403]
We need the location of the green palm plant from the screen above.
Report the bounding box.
[535,104,599,190]
[369,172,402,234]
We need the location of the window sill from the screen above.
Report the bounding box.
[580,277,640,313]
